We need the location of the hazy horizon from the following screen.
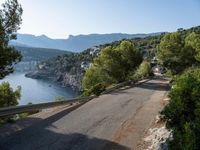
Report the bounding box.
[15,25,198,40]
[0,0,200,39]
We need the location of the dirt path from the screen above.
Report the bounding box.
[0,77,169,150]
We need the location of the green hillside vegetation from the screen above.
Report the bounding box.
[32,26,200,93]
[32,32,163,90]
[38,49,94,76]
[157,26,200,75]
[157,26,200,149]
[129,61,153,81]
[161,69,200,149]
[15,46,71,62]
[82,41,143,95]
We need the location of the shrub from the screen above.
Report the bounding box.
[82,66,114,90]
[0,82,21,108]
[129,61,153,81]
[157,32,197,75]
[82,40,143,92]
[161,69,200,149]
[83,83,106,96]
[54,96,65,102]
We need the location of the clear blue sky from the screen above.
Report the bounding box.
[1,0,200,39]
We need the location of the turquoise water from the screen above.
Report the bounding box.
[0,73,80,105]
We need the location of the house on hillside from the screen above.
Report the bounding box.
[152,65,166,74]
[89,47,100,56]
[81,62,92,69]
[150,57,158,67]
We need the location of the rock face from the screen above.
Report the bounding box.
[26,69,83,91]
[25,70,52,79]
[24,46,99,91]
[61,72,83,91]
[143,126,172,150]
[141,114,172,150]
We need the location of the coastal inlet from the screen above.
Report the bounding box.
[0,73,81,105]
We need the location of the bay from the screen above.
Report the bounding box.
[0,73,80,105]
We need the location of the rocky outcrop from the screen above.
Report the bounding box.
[141,115,172,150]
[24,48,91,91]
[143,126,172,150]
[61,72,83,91]
[25,67,84,91]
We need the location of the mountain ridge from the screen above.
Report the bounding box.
[10,32,162,52]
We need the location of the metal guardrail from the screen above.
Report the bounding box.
[0,95,97,117]
[0,78,150,117]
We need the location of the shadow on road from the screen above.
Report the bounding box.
[109,78,169,95]
[0,125,130,150]
[137,81,170,91]
[0,77,169,150]
[0,117,43,138]
[0,101,88,139]
[0,102,130,150]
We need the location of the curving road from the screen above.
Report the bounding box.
[0,77,169,150]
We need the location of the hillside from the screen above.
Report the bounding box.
[14,46,71,72]
[15,46,71,62]
[10,33,161,52]
[26,26,200,90]
[25,34,163,90]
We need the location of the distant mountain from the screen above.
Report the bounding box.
[9,33,162,52]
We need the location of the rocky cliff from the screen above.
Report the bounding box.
[25,48,98,91]
[26,68,83,91]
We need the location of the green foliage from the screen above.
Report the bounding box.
[0,81,21,123]
[185,32,200,62]
[15,46,71,62]
[82,40,143,91]
[157,32,195,75]
[130,61,153,80]
[0,0,23,79]
[38,49,94,76]
[17,112,29,119]
[0,82,21,107]
[83,83,106,96]
[16,102,38,121]
[161,69,200,149]
[82,66,114,90]
[95,41,143,82]
[94,46,124,82]
[33,26,200,91]
[53,96,65,102]
[157,31,200,75]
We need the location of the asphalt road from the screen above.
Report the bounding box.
[0,77,169,150]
